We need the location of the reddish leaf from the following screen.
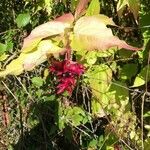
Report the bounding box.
[72,15,142,51]
[55,13,74,23]
[22,13,74,52]
[75,0,90,19]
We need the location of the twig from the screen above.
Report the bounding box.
[0,29,20,36]
[141,50,150,149]
[120,139,135,150]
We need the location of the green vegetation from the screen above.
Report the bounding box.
[0,0,150,149]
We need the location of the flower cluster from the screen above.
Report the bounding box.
[50,60,85,95]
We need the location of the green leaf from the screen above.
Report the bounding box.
[88,139,97,148]
[0,43,7,55]
[44,0,52,14]
[86,51,97,65]
[133,65,150,87]
[120,63,138,80]
[6,41,14,51]
[108,81,129,103]
[0,53,9,61]
[31,77,44,87]
[87,64,112,108]
[86,0,100,16]
[144,111,150,118]
[91,99,105,117]
[16,13,31,28]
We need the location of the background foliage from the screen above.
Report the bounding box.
[0,0,150,150]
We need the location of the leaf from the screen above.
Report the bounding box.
[89,65,115,117]
[117,0,140,20]
[86,51,97,65]
[75,0,89,19]
[54,13,74,24]
[0,43,7,55]
[133,65,150,87]
[0,53,9,61]
[22,13,74,53]
[0,53,27,77]
[23,40,64,70]
[72,15,141,51]
[120,63,138,80]
[108,81,129,104]
[144,111,150,118]
[44,0,52,14]
[86,0,100,16]
[128,0,140,21]
[87,64,112,107]
[31,77,44,87]
[117,0,128,18]
[16,13,31,28]
[0,40,63,77]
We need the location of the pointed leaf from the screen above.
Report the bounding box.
[117,0,140,20]
[22,13,74,53]
[133,65,150,87]
[86,0,100,16]
[0,53,27,77]
[117,0,128,18]
[0,40,64,77]
[128,0,140,21]
[72,15,141,51]
[54,13,74,23]
[75,0,89,19]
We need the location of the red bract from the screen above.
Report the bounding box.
[49,60,85,95]
[57,77,76,94]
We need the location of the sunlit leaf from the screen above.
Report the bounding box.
[22,13,74,52]
[72,15,141,51]
[144,111,150,118]
[108,81,129,105]
[44,0,52,14]
[86,0,100,16]
[0,53,9,61]
[16,13,31,28]
[23,40,64,70]
[87,64,112,107]
[86,51,97,65]
[0,40,63,77]
[133,65,150,87]
[0,53,27,77]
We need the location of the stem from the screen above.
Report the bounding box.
[65,29,72,60]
